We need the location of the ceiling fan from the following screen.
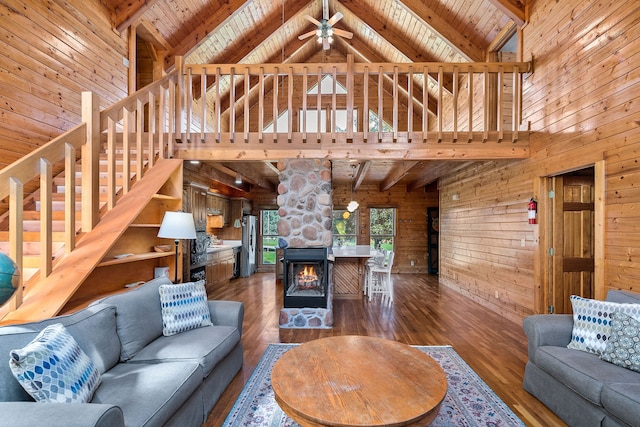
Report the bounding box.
[298,0,353,50]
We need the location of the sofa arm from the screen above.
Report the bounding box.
[208,300,244,335]
[0,402,124,427]
[522,314,573,363]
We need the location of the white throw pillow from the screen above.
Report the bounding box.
[9,323,101,403]
[159,280,212,336]
[568,295,640,355]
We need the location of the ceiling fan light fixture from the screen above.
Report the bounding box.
[347,200,359,212]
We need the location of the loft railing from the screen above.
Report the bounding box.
[174,55,531,151]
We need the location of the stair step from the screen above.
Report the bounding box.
[23,211,81,221]
[22,220,81,232]
[0,241,65,256]
[0,231,67,241]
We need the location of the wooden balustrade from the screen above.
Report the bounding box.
[176,57,531,150]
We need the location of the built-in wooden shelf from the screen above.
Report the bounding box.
[98,251,173,267]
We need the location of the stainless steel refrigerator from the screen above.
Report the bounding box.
[241,215,257,277]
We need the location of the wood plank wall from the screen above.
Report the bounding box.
[332,183,439,273]
[0,0,128,209]
[438,0,640,324]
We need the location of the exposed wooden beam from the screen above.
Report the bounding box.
[380,161,421,191]
[334,37,438,118]
[220,162,276,192]
[407,161,474,191]
[114,0,159,33]
[486,0,526,26]
[398,0,483,62]
[335,1,454,94]
[163,0,250,70]
[353,161,371,190]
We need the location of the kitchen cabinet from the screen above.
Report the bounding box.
[189,185,207,230]
[205,248,235,292]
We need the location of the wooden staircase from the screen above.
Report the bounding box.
[0,75,183,324]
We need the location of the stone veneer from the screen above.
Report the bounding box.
[277,159,334,328]
[276,159,332,248]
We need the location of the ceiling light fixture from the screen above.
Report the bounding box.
[347,164,359,213]
[235,173,242,184]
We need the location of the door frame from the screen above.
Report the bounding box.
[535,160,605,313]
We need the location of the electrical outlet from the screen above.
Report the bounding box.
[410,260,415,266]
[494,290,499,299]
[521,239,526,247]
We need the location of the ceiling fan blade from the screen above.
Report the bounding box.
[333,28,353,39]
[323,38,330,50]
[304,15,321,26]
[298,30,317,40]
[327,12,343,27]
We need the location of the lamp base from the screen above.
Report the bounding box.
[173,239,180,283]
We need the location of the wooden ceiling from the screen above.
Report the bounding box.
[103,0,528,194]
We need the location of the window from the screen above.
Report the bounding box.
[369,208,395,250]
[299,109,357,133]
[263,112,289,133]
[332,209,357,246]
[369,110,393,132]
[261,209,279,265]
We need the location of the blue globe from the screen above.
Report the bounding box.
[0,253,20,306]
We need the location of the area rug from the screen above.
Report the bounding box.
[222,343,525,427]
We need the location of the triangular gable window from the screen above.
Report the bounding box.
[307,75,347,95]
[263,112,289,133]
[368,110,393,132]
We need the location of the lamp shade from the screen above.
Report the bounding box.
[158,212,197,240]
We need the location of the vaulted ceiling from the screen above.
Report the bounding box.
[103,0,529,194]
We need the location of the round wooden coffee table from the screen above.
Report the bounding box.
[271,336,447,427]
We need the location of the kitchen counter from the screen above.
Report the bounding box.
[331,246,382,299]
[206,240,242,253]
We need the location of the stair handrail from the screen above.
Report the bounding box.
[0,71,179,311]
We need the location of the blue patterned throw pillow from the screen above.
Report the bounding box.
[159,280,212,336]
[9,323,101,403]
[568,295,640,355]
[600,311,640,372]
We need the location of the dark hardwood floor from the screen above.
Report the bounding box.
[204,272,565,427]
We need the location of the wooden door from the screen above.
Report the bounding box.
[550,173,595,313]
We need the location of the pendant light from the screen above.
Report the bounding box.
[347,164,359,213]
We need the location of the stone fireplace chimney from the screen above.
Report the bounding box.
[276,159,332,248]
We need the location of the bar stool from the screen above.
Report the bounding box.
[363,250,385,297]
[368,251,394,303]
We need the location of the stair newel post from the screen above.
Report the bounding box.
[9,177,23,310]
[81,91,100,232]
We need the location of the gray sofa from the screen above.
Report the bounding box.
[0,276,244,427]
[523,290,640,427]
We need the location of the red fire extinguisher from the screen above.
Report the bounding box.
[528,198,537,224]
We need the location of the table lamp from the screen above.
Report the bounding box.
[158,211,197,283]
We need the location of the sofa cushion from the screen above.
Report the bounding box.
[91,361,201,427]
[600,311,640,372]
[535,345,637,406]
[9,324,101,403]
[606,290,640,304]
[601,381,640,426]
[159,280,212,336]
[568,295,640,355]
[94,277,170,361]
[0,304,120,402]
[129,325,240,378]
